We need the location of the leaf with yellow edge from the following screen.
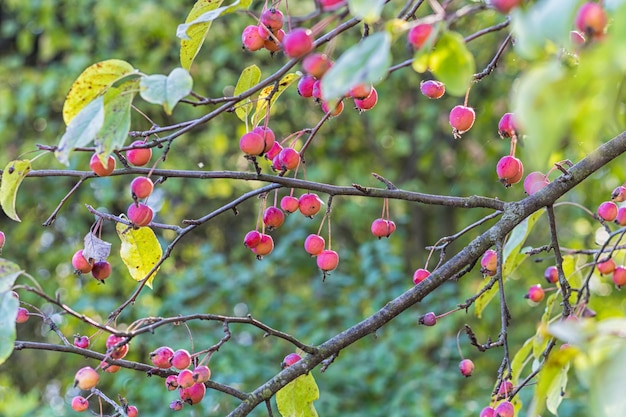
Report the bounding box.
[62,59,135,125]
[276,373,319,417]
[234,65,261,122]
[252,73,300,126]
[0,160,32,222]
[179,0,252,70]
[116,222,162,289]
[0,259,23,366]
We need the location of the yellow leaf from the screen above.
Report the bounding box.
[0,160,31,222]
[234,65,261,122]
[116,222,162,289]
[62,59,135,125]
[179,0,225,70]
[252,73,300,126]
[276,373,319,417]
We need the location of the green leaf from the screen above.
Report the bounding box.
[233,65,261,122]
[474,210,543,317]
[348,0,386,23]
[413,31,475,97]
[320,32,391,102]
[527,346,577,417]
[140,68,193,115]
[55,96,105,165]
[116,221,162,289]
[178,0,252,69]
[511,1,579,60]
[587,339,626,417]
[252,73,299,126]
[0,160,32,222]
[533,292,558,360]
[511,337,533,385]
[276,373,319,417]
[62,59,135,125]
[0,259,23,366]
[94,79,139,164]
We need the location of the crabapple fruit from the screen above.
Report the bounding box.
[449,105,475,136]
[277,148,300,171]
[304,234,325,256]
[177,369,195,389]
[420,312,437,326]
[298,193,323,217]
[349,83,373,100]
[180,382,206,405]
[497,380,514,397]
[496,156,523,187]
[498,113,517,138]
[91,260,111,282]
[612,266,626,287]
[280,196,300,213]
[494,401,514,417]
[407,23,433,49]
[616,207,626,226]
[150,346,175,368]
[0,231,5,251]
[72,250,93,274]
[127,202,154,227]
[321,100,344,117]
[101,360,121,373]
[597,201,618,222]
[458,358,474,377]
[89,153,115,176]
[481,249,498,276]
[74,366,99,390]
[318,0,346,10]
[74,335,90,349]
[71,396,89,412]
[166,375,179,390]
[282,353,302,367]
[260,8,284,31]
[244,230,262,249]
[263,207,285,230]
[575,2,607,38]
[371,218,394,238]
[490,0,522,14]
[16,307,29,323]
[192,365,211,383]
[252,234,274,257]
[171,349,192,370]
[302,53,332,79]
[420,80,445,99]
[612,186,626,202]
[412,268,430,285]
[170,399,185,411]
[523,171,550,195]
[297,75,316,97]
[252,126,275,153]
[126,141,152,166]
[526,284,545,302]
[597,258,616,275]
[354,88,378,111]
[544,266,558,284]
[239,131,265,156]
[480,407,496,417]
[242,25,264,51]
[130,177,154,199]
[282,28,314,58]
[317,249,339,271]
[126,405,138,417]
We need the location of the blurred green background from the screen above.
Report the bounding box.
[1,1,625,416]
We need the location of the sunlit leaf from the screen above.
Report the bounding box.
[55,96,105,165]
[276,373,319,417]
[94,79,139,164]
[82,232,112,262]
[233,65,261,122]
[320,32,391,102]
[511,337,533,385]
[62,59,135,125]
[348,0,386,23]
[0,160,32,222]
[528,346,578,417]
[0,259,23,366]
[252,73,299,126]
[413,31,475,97]
[116,222,162,289]
[533,292,558,360]
[140,68,193,115]
[178,0,252,70]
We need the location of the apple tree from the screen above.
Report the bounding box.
[1,0,626,416]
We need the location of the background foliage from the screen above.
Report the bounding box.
[1,0,625,416]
